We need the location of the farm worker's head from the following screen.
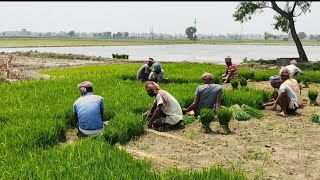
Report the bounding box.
[280,68,290,82]
[225,56,232,66]
[146,58,155,67]
[269,75,281,89]
[201,72,213,84]
[154,62,162,74]
[78,81,93,95]
[145,81,160,97]
[290,59,297,65]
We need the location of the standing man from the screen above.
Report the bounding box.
[137,58,155,81]
[145,81,184,130]
[182,72,222,117]
[148,62,170,83]
[262,75,299,117]
[73,81,105,136]
[220,56,238,83]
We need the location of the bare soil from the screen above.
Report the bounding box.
[5,53,320,180]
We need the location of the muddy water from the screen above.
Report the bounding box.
[1,44,320,64]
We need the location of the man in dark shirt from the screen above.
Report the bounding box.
[136,58,155,81]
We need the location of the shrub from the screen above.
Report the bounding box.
[230,79,239,89]
[199,108,215,133]
[239,78,247,87]
[310,114,320,123]
[217,107,232,134]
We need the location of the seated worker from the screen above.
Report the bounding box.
[220,56,238,83]
[279,59,303,78]
[262,75,299,117]
[145,81,185,130]
[73,81,105,136]
[182,72,222,117]
[280,68,302,104]
[136,58,155,81]
[148,62,170,83]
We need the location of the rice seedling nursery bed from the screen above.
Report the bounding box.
[1,61,319,179]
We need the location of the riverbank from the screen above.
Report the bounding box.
[1,37,320,48]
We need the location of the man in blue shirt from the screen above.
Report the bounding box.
[182,72,222,117]
[73,81,105,136]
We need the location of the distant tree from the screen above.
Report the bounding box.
[68,31,75,37]
[124,32,129,38]
[298,32,307,39]
[112,33,116,39]
[185,26,197,40]
[93,33,98,37]
[97,33,102,37]
[116,32,123,38]
[233,1,312,62]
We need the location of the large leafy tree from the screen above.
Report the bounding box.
[233,1,311,62]
[185,26,197,40]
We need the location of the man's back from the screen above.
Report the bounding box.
[195,84,222,115]
[73,93,104,130]
[285,64,302,77]
[137,64,150,81]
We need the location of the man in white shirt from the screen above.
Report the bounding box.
[279,59,303,78]
[144,81,184,130]
[148,62,170,83]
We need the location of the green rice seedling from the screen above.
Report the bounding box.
[199,108,215,133]
[230,104,251,121]
[217,107,233,134]
[241,104,263,119]
[239,77,247,87]
[230,79,239,89]
[213,76,222,84]
[181,97,194,108]
[310,114,320,123]
[183,115,197,125]
[308,89,319,106]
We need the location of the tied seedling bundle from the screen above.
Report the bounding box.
[239,77,247,87]
[199,108,215,133]
[230,79,239,89]
[241,104,263,119]
[308,89,319,106]
[217,107,232,134]
[230,104,251,121]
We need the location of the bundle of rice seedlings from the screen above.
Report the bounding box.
[239,77,247,87]
[310,114,320,123]
[308,89,319,106]
[217,107,232,134]
[241,104,263,119]
[230,79,239,89]
[230,104,251,121]
[199,108,215,133]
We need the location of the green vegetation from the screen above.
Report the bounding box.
[239,77,248,87]
[199,108,215,133]
[112,53,129,59]
[1,62,251,179]
[230,104,251,121]
[310,114,320,123]
[217,107,233,134]
[308,89,318,101]
[1,37,320,48]
[231,79,239,89]
[241,104,263,119]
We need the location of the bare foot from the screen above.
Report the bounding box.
[277,111,288,117]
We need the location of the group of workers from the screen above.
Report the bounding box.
[73,57,304,136]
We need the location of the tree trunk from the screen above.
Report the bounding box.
[289,18,309,62]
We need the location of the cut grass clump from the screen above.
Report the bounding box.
[230,104,251,121]
[310,114,320,123]
[199,108,215,133]
[230,79,239,89]
[241,104,263,119]
[217,107,232,134]
[239,77,247,87]
[308,89,319,106]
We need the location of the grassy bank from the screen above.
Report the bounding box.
[1,37,320,48]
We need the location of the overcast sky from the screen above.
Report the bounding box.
[1,1,320,35]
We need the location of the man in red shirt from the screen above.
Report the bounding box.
[220,56,238,83]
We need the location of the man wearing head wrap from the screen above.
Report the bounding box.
[136,58,155,81]
[262,75,299,117]
[73,81,105,136]
[144,81,184,130]
[182,72,222,117]
[220,56,238,83]
[148,62,170,83]
[279,59,303,78]
[280,68,302,103]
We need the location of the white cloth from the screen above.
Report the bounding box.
[278,84,299,109]
[149,70,165,82]
[285,64,303,78]
[156,90,183,125]
[78,121,109,136]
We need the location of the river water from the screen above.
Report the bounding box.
[1,44,319,64]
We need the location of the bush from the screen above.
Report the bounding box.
[239,78,247,87]
[199,108,215,133]
[230,79,239,89]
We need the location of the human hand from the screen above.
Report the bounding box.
[182,108,187,115]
